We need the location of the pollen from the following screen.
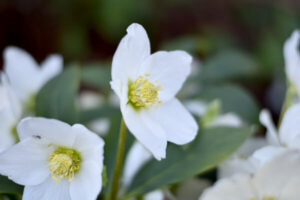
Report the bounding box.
[128,74,161,108]
[48,147,81,182]
[249,197,277,200]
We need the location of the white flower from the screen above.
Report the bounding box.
[0,117,104,200]
[3,46,63,107]
[252,104,300,168]
[284,30,300,94]
[110,23,198,160]
[200,149,300,200]
[0,74,22,152]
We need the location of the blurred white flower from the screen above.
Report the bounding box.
[200,150,300,200]
[284,30,300,94]
[77,91,105,110]
[0,117,104,200]
[252,104,300,168]
[123,142,152,187]
[3,46,63,109]
[0,74,22,152]
[111,23,198,160]
[123,142,165,200]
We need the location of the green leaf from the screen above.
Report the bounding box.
[199,49,259,83]
[79,105,118,124]
[125,126,253,196]
[197,84,260,124]
[0,175,23,195]
[35,66,81,124]
[81,63,111,92]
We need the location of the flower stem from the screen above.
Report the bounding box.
[109,118,127,200]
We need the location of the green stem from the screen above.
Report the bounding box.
[109,118,127,200]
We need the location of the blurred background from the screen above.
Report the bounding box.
[0,0,299,118]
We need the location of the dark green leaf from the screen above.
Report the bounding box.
[197,84,260,124]
[125,126,253,196]
[199,49,259,83]
[35,66,81,124]
[81,63,111,92]
[0,175,23,195]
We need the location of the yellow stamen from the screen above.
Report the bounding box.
[128,74,161,109]
[48,147,81,182]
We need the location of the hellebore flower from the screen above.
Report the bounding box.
[200,150,300,200]
[0,117,104,200]
[111,23,198,160]
[3,47,62,109]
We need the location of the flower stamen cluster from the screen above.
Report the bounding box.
[128,74,161,109]
[48,147,81,182]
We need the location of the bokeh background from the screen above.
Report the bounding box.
[0,0,300,118]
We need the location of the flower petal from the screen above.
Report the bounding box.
[279,103,300,148]
[249,146,286,170]
[122,104,167,160]
[111,23,150,85]
[0,108,17,153]
[1,73,22,118]
[200,174,254,200]
[0,138,51,185]
[4,46,40,102]
[254,149,300,198]
[259,109,280,145]
[17,117,77,147]
[71,124,104,163]
[147,98,198,145]
[139,50,192,102]
[283,30,300,88]
[123,142,152,186]
[40,54,63,86]
[23,177,71,200]
[70,161,102,200]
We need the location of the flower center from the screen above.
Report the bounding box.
[128,74,161,109]
[48,147,81,182]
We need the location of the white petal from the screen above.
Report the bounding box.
[279,103,300,148]
[39,54,63,87]
[123,142,152,186]
[0,109,17,152]
[249,146,286,170]
[259,109,280,145]
[139,50,192,102]
[71,124,104,163]
[254,149,300,198]
[280,178,300,200]
[111,23,150,85]
[283,30,300,87]
[70,161,102,200]
[18,117,76,147]
[23,177,71,200]
[4,46,40,102]
[210,113,243,128]
[147,98,198,145]
[0,73,22,118]
[199,174,254,200]
[122,104,167,160]
[144,190,164,200]
[0,138,51,185]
